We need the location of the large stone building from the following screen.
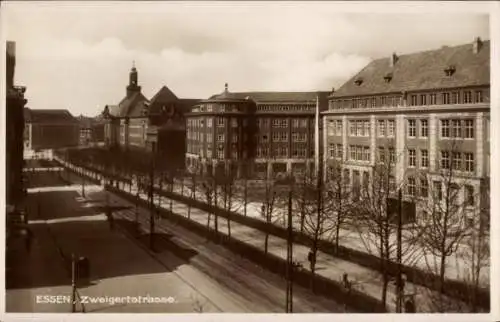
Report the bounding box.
[185,84,329,179]
[24,108,80,151]
[322,37,490,224]
[6,41,28,209]
[103,64,200,169]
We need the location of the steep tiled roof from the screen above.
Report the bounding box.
[148,86,179,115]
[150,86,178,103]
[24,108,78,124]
[333,39,490,98]
[208,91,329,103]
[116,92,149,117]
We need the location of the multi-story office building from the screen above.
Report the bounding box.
[185,84,329,179]
[323,37,490,224]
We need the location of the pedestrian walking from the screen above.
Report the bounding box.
[106,208,114,230]
[404,297,416,313]
[24,228,34,253]
[307,249,316,271]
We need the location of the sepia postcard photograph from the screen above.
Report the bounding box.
[1,1,499,322]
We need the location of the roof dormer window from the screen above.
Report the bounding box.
[444,65,456,77]
[354,78,363,86]
[384,73,393,83]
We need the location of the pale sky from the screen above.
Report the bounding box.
[1,1,491,117]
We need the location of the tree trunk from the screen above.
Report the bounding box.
[439,253,447,312]
[264,233,269,254]
[214,184,219,237]
[300,203,305,234]
[227,186,232,238]
[335,216,341,254]
[169,181,173,212]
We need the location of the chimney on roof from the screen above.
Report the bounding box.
[390,52,398,68]
[224,83,228,93]
[473,37,483,54]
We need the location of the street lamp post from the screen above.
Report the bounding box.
[275,175,295,313]
[149,151,155,251]
[396,188,403,312]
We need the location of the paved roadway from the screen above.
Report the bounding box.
[6,167,350,313]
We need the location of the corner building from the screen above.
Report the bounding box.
[185,84,329,179]
[103,65,199,170]
[323,37,490,224]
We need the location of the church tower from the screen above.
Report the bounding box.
[126,61,141,98]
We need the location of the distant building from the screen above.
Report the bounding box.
[6,41,28,209]
[103,64,199,170]
[78,115,93,146]
[185,84,329,179]
[24,108,80,151]
[78,115,105,146]
[322,37,490,225]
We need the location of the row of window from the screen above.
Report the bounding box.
[441,151,475,172]
[331,167,476,206]
[330,96,402,109]
[377,120,396,137]
[329,118,475,139]
[418,90,483,106]
[188,117,314,129]
[349,120,371,137]
[329,90,485,110]
[406,178,475,206]
[256,147,313,158]
[406,119,428,138]
[257,104,314,112]
[348,145,371,162]
[187,117,240,128]
[195,103,242,113]
[440,119,475,139]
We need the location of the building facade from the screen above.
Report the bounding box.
[24,108,80,151]
[322,37,490,225]
[6,41,28,209]
[185,84,329,179]
[103,64,199,170]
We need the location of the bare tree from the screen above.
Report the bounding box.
[262,178,278,255]
[416,139,476,311]
[297,171,336,291]
[200,177,215,238]
[323,160,355,254]
[353,140,403,309]
[461,179,489,312]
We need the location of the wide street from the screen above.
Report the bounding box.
[5,161,350,313]
[54,157,481,313]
